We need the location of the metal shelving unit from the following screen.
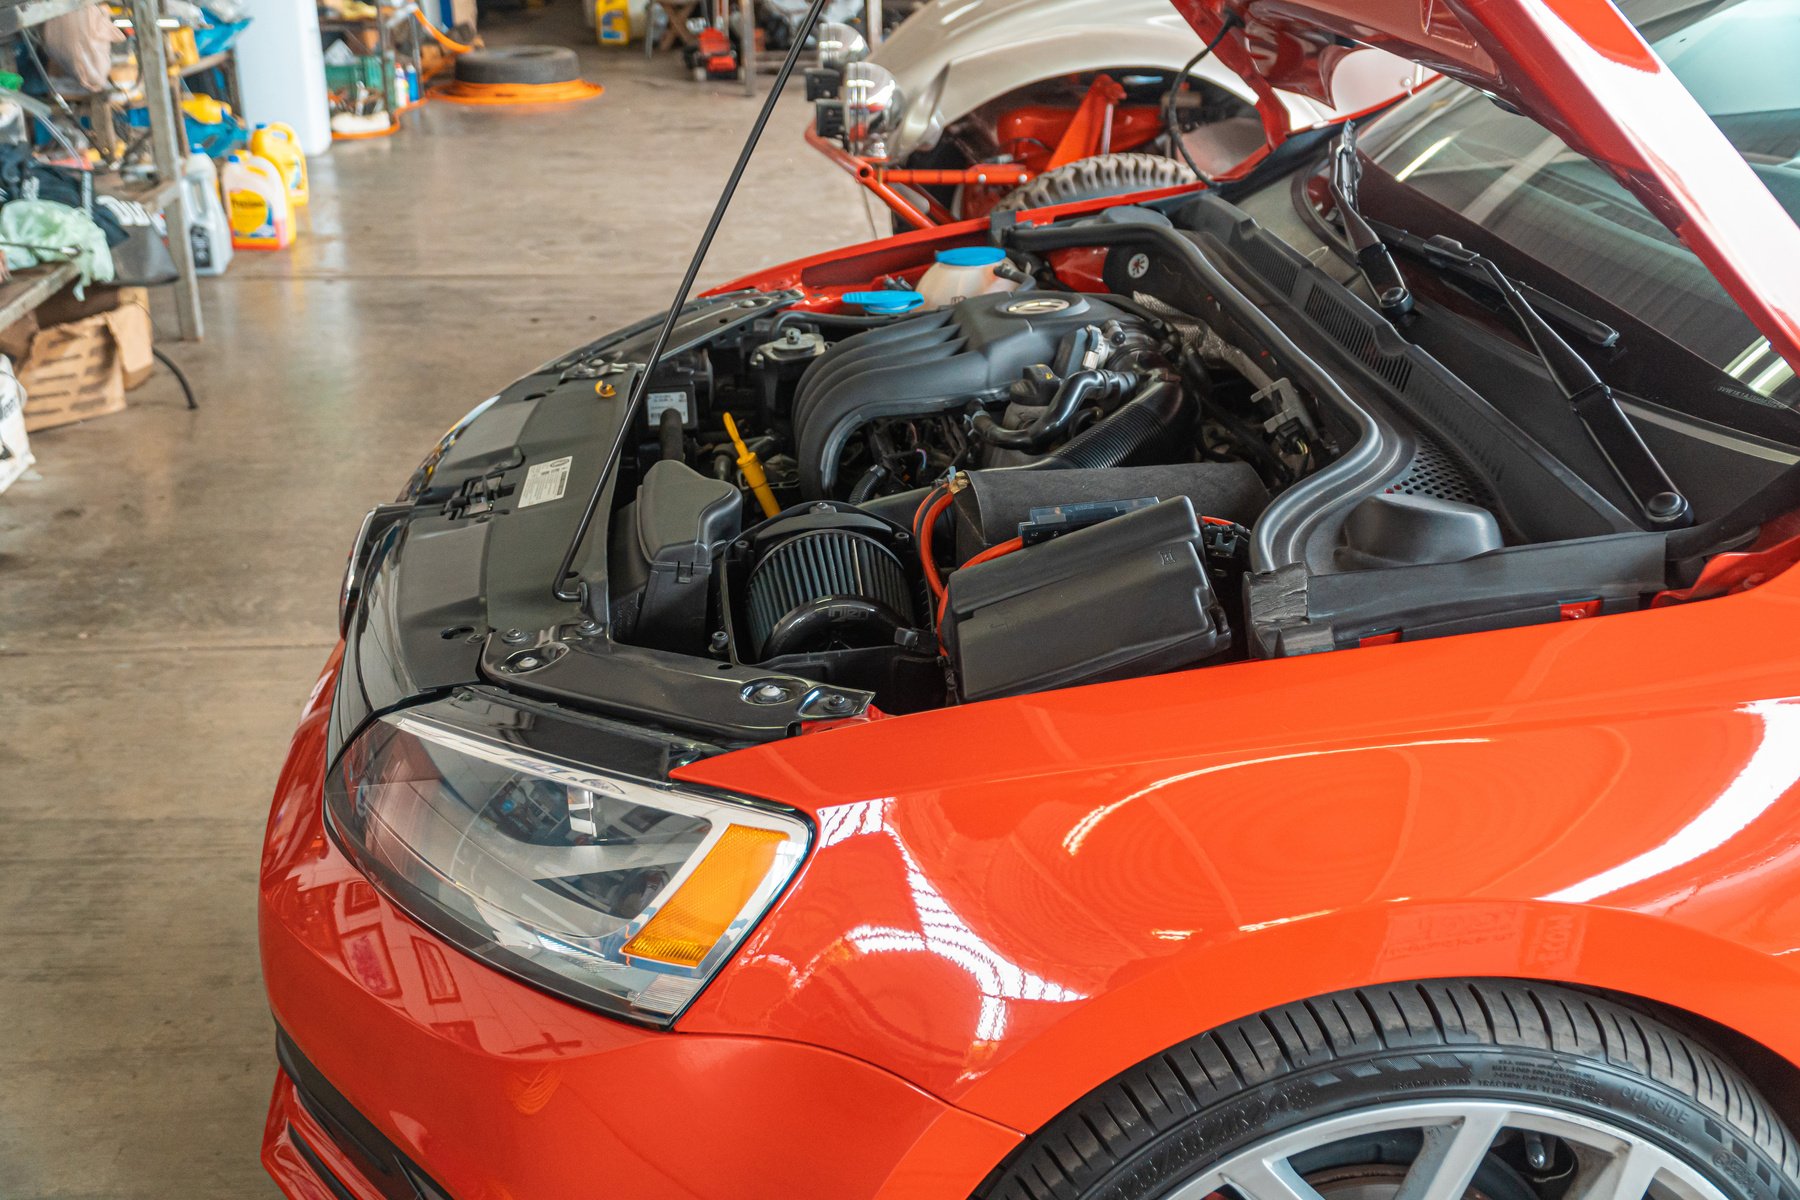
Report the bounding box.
[319,1,423,121]
[0,0,205,339]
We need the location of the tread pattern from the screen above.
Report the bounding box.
[996,153,1197,215]
[973,981,1800,1200]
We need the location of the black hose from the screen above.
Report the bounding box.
[1028,376,1189,470]
[770,309,896,333]
[849,464,888,502]
[972,368,1139,452]
[658,407,684,461]
[153,347,198,410]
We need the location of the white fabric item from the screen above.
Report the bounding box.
[41,5,124,93]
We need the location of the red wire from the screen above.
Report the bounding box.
[918,490,958,604]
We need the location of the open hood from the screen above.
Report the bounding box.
[1170,0,1800,378]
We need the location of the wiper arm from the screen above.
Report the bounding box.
[1415,233,1691,529]
[1330,121,1413,320]
[1325,126,1678,528]
[1369,217,1620,348]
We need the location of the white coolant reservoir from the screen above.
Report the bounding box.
[916,246,1019,308]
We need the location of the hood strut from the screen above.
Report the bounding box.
[553,0,836,605]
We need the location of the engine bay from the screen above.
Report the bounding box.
[595,193,1656,716]
[604,282,1312,711]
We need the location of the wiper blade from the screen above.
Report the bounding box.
[1369,217,1620,348]
[1413,232,1691,529]
[1329,122,1413,320]
[1325,127,1678,529]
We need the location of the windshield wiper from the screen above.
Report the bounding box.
[1411,232,1690,528]
[1329,123,1617,347]
[1330,122,1413,321]
[1329,125,1687,529]
[1368,217,1620,349]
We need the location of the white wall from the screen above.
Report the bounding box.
[233,0,333,156]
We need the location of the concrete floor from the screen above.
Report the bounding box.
[0,11,871,1196]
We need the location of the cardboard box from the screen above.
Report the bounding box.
[19,291,155,433]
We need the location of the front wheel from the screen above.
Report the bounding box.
[973,981,1800,1200]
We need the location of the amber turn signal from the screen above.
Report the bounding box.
[623,824,789,968]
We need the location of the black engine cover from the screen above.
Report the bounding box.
[793,292,1138,498]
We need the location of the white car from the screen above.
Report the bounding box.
[808,0,1413,227]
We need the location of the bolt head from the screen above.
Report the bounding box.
[502,628,530,645]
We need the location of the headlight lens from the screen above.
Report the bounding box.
[815,21,868,71]
[324,695,810,1024]
[844,62,905,161]
[396,394,496,503]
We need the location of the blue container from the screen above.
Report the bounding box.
[126,105,246,157]
[194,19,250,57]
[843,290,926,316]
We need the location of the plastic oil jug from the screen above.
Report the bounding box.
[594,0,631,44]
[916,246,1018,308]
[182,153,234,276]
[221,152,293,251]
[249,122,309,207]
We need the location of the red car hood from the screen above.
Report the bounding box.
[1171,0,1800,376]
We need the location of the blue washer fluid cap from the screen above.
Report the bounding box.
[844,290,926,315]
[936,246,1007,268]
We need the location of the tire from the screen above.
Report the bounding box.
[973,980,1800,1200]
[452,46,582,86]
[995,152,1197,214]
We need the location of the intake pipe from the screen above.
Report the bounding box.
[970,368,1141,452]
[1028,375,1190,471]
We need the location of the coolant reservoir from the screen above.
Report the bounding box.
[917,246,1019,308]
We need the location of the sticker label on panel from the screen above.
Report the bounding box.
[647,391,691,422]
[518,456,573,508]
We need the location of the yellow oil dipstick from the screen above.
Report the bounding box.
[723,412,781,519]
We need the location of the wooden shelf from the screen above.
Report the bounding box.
[0,0,94,36]
[177,50,233,78]
[0,263,79,329]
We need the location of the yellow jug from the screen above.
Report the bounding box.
[221,152,294,251]
[250,122,309,207]
[594,0,630,44]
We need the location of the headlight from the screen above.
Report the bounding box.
[815,21,868,71]
[396,394,497,503]
[324,692,810,1025]
[843,62,905,161]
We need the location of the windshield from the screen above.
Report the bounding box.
[1354,0,1800,416]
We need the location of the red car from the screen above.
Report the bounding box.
[261,3,1800,1200]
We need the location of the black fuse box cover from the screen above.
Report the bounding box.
[942,497,1228,702]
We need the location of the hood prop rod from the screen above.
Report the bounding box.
[553,0,836,605]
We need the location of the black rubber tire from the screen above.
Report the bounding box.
[452,46,581,86]
[973,980,1800,1200]
[994,152,1197,214]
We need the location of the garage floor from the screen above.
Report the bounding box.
[0,12,870,1197]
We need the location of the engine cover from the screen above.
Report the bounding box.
[792,291,1140,498]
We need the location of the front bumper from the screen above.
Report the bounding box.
[258,654,1020,1200]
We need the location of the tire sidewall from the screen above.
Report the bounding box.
[1093,1046,1787,1200]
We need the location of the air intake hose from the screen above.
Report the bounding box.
[1028,375,1189,470]
[972,368,1141,452]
